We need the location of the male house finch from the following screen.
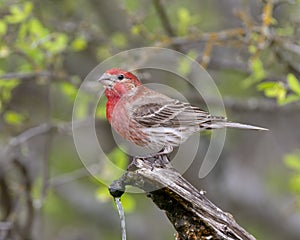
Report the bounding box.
[99,68,267,153]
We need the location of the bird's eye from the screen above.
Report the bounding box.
[117,74,124,80]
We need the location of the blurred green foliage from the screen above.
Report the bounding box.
[3,110,25,125]
[258,73,300,105]
[0,1,129,236]
[0,79,20,113]
[0,1,87,127]
[244,59,266,87]
[284,151,300,207]
[1,0,300,239]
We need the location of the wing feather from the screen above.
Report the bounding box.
[131,100,221,128]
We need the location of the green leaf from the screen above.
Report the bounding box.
[0,79,20,88]
[0,21,7,36]
[248,45,257,54]
[111,32,127,48]
[4,111,25,125]
[16,40,45,65]
[23,1,33,15]
[28,18,49,38]
[284,152,300,171]
[257,82,277,91]
[96,46,111,59]
[275,84,286,103]
[178,8,191,22]
[264,87,277,97]
[278,94,300,105]
[289,175,300,193]
[0,79,20,102]
[108,148,128,170]
[71,37,87,51]
[131,25,141,36]
[243,59,266,87]
[177,8,191,35]
[95,186,111,202]
[42,33,68,54]
[287,73,300,95]
[258,81,287,104]
[252,59,265,80]
[5,2,33,24]
[18,20,28,39]
[120,193,136,213]
[60,82,77,101]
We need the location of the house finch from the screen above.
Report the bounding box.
[99,68,267,153]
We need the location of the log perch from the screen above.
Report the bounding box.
[109,156,256,240]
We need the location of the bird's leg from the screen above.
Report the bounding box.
[133,146,173,160]
[155,146,173,165]
[131,146,173,170]
[157,145,173,155]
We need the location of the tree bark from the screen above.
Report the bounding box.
[109,156,256,240]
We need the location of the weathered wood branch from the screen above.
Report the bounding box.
[109,156,256,240]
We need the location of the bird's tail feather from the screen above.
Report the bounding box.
[207,121,268,131]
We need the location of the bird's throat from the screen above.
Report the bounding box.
[106,93,121,123]
[104,84,130,123]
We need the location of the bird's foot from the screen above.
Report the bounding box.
[130,146,173,170]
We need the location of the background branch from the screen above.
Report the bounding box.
[153,0,176,37]
[0,71,52,81]
[13,158,34,240]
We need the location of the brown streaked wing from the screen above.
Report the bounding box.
[131,100,219,128]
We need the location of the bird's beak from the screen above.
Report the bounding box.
[98,73,113,87]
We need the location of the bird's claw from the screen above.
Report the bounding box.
[130,146,173,171]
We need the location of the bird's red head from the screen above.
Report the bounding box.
[98,68,141,97]
[99,68,142,122]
